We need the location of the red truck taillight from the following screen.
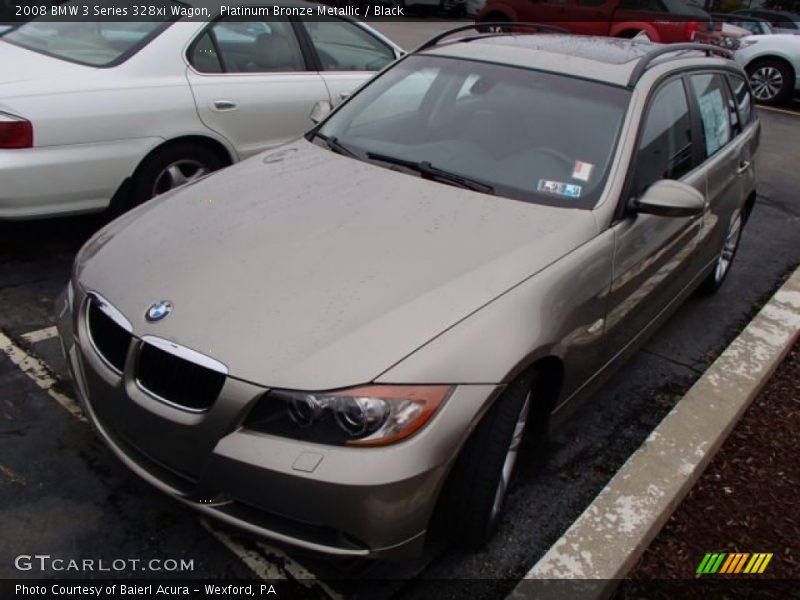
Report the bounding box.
[0,113,33,149]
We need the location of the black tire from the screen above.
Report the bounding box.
[746,58,794,106]
[115,143,224,215]
[477,15,510,33]
[697,207,744,296]
[436,370,542,549]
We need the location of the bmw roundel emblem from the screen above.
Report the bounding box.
[146,300,173,322]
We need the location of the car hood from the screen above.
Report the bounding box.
[76,140,597,390]
[0,40,94,87]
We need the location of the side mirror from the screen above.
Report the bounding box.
[309,100,333,124]
[634,180,705,218]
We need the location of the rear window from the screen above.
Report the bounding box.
[3,18,173,67]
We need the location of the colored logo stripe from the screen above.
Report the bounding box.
[698,552,772,574]
[720,553,748,573]
[697,553,726,574]
[745,553,773,574]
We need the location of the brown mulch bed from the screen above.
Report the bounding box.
[614,340,800,595]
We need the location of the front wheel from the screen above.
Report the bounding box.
[476,15,511,33]
[747,59,794,106]
[436,371,540,549]
[697,208,744,296]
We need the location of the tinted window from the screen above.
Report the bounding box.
[632,79,693,197]
[4,20,171,66]
[690,73,732,157]
[319,55,631,209]
[619,0,666,11]
[304,18,394,71]
[578,0,608,6]
[205,20,306,73]
[727,74,753,127]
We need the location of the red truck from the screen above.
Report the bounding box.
[476,0,721,44]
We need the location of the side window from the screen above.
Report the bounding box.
[689,74,733,157]
[196,20,306,74]
[727,74,754,127]
[304,18,395,72]
[619,0,665,10]
[188,32,222,73]
[578,0,608,5]
[632,79,693,197]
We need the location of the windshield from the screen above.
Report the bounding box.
[318,55,631,209]
[3,10,174,66]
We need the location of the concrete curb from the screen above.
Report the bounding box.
[510,265,800,598]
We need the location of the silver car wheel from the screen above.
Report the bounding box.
[490,390,531,521]
[750,66,783,101]
[152,159,209,197]
[714,209,743,284]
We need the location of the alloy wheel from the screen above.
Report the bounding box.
[490,390,531,521]
[151,159,209,197]
[715,210,743,284]
[750,66,784,101]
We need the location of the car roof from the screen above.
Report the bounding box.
[421,34,734,88]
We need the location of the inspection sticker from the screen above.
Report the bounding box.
[538,179,582,198]
[572,160,595,182]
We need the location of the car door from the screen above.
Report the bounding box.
[519,0,572,28]
[297,17,398,106]
[185,18,331,159]
[686,71,755,271]
[604,77,705,357]
[568,0,615,36]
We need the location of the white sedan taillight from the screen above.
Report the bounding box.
[0,112,33,148]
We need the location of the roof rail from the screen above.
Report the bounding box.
[414,22,569,53]
[628,43,733,87]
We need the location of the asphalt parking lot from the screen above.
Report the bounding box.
[2,25,800,600]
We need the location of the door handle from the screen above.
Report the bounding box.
[213,100,237,111]
[736,160,751,175]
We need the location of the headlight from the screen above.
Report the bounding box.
[243,385,453,447]
[720,36,741,50]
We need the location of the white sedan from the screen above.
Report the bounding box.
[0,2,402,219]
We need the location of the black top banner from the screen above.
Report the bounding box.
[4,0,411,23]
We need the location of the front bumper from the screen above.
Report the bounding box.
[56,286,498,558]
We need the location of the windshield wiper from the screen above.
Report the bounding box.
[366,152,494,194]
[312,133,359,159]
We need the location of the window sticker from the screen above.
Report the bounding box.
[538,179,582,198]
[572,160,595,182]
[698,89,730,155]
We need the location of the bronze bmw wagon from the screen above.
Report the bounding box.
[57,26,759,558]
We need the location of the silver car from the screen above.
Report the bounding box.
[57,27,759,559]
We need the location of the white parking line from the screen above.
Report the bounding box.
[0,330,331,595]
[200,520,339,598]
[20,326,59,345]
[200,521,288,580]
[254,541,342,599]
[757,105,800,117]
[0,331,85,421]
